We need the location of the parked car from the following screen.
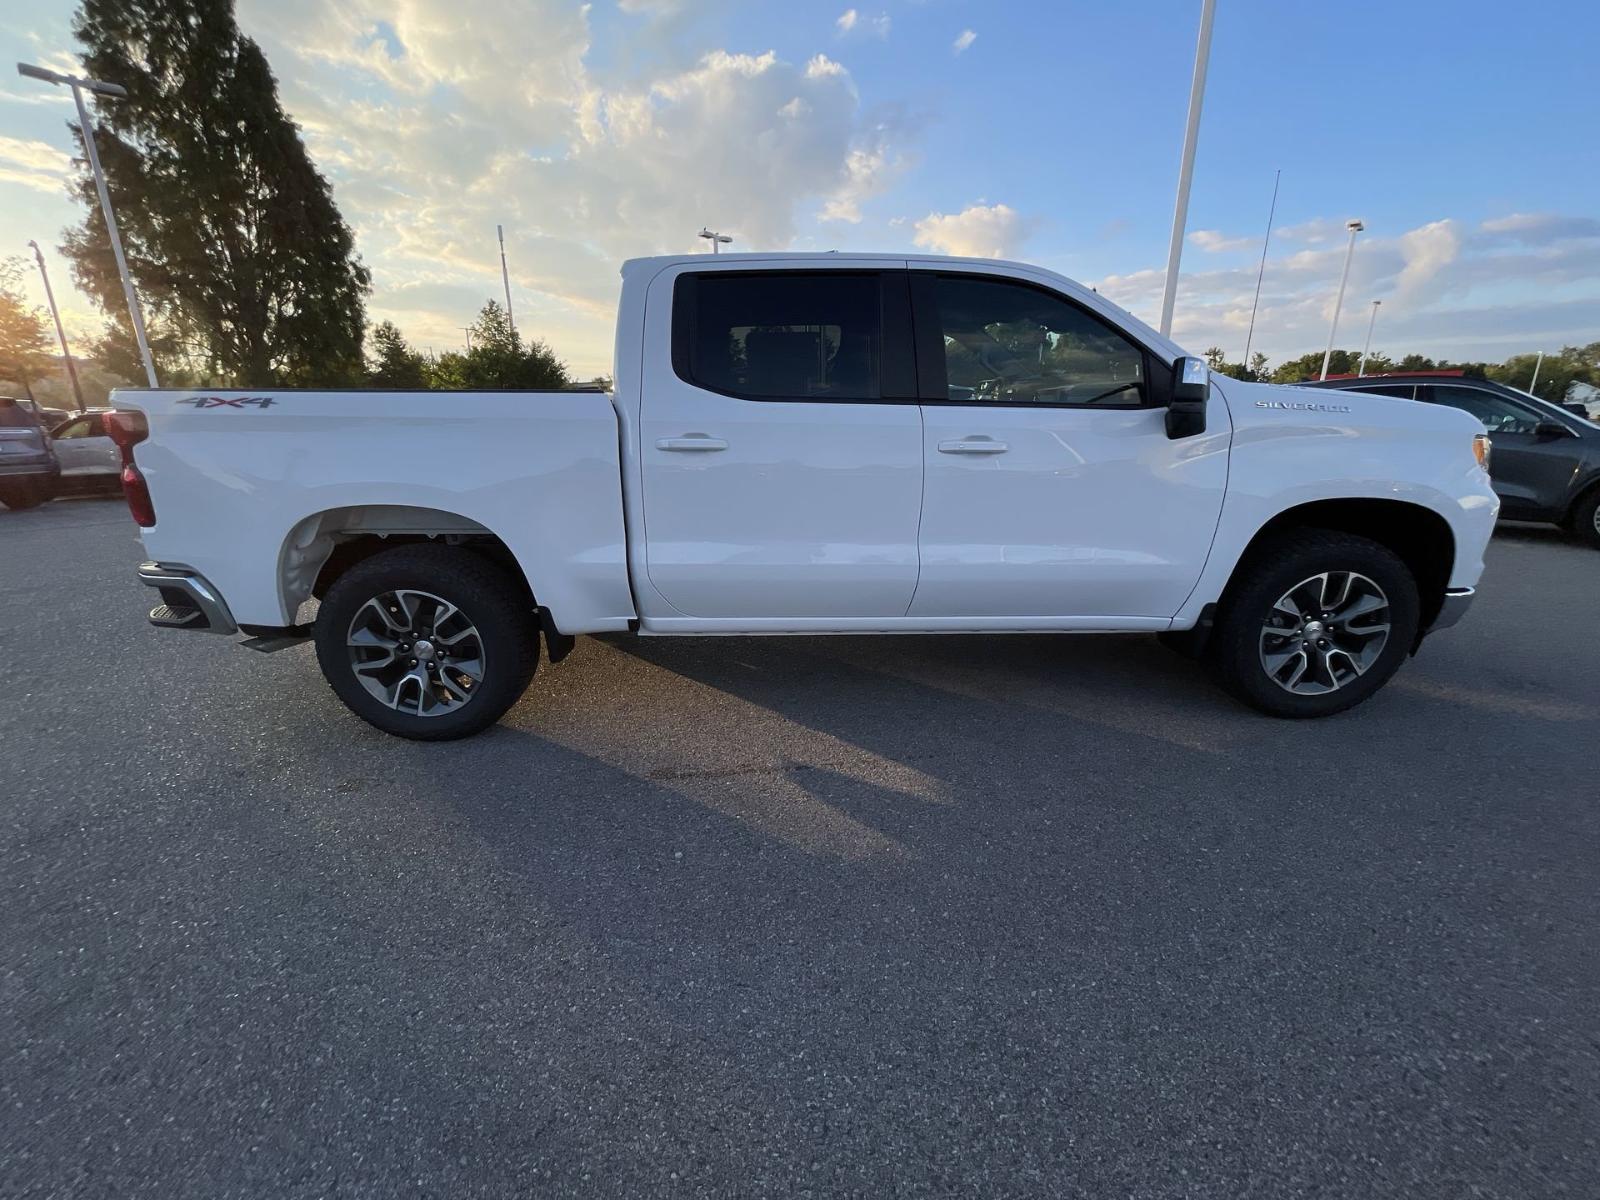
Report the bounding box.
[0,396,61,510]
[48,410,123,495]
[1306,372,1600,548]
[107,253,1496,739]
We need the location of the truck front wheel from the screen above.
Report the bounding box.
[1207,530,1420,718]
[313,544,539,740]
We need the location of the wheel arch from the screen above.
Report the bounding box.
[278,504,535,623]
[1228,498,1455,637]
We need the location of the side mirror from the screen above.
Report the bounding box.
[1533,419,1572,440]
[1166,356,1209,440]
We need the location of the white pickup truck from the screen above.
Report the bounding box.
[107,253,1497,739]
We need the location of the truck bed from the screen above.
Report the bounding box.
[113,388,635,632]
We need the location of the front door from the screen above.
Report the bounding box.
[50,414,120,479]
[909,270,1230,620]
[1424,383,1578,520]
[639,266,924,619]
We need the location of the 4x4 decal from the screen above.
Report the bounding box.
[177,396,276,409]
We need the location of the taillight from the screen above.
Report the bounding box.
[105,410,155,526]
[121,463,156,526]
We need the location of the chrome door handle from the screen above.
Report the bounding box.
[656,436,729,452]
[938,438,1008,454]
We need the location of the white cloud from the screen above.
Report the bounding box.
[836,8,890,37]
[0,135,71,193]
[952,29,977,54]
[1188,229,1254,254]
[232,0,903,374]
[1092,212,1600,365]
[912,203,1033,258]
[1395,218,1461,299]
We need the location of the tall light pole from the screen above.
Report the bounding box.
[1357,299,1381,377]
[1242,168,1280,369]
[496,224,515,338]
[1527,350,1544,398]
[1157,0,1217,338]
[28,239,86,413]
[698,228,732,254]
[1319,218,1364,381]
[18,62,158,388]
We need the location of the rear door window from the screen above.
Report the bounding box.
[675,272,884,401]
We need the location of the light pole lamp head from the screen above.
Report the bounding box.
[17,62,126,97]
[1346,219,1365,233]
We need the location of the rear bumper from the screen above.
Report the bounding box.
[137,561,238,635]
[1426,586,1474,634]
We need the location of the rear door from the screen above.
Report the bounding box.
[638,264,924,619]
[1423,383,1578,519]
[909,269,1230,620]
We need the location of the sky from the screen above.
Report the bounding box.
[2,0,1598,380]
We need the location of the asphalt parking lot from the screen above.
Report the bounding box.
[3,497,1597,1198]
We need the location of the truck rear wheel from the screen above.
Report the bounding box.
[1207,530,1420,718]
[313,544,538,741]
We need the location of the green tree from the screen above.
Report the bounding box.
[1485,344,1600,404]
[427,300,568,390]
[62,0,370,386]
[1270,350,1367,383]
[0,258,55,399]
[1248,351,1270,381]
[368,320,428,388]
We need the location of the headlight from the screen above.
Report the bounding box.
[1472,433,1492,473]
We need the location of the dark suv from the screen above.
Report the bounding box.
[1306,373,1600,548]
[0,397,61,511]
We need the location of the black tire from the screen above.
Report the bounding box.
[0,479,48,510]
[1207,529,1420,719]
[1567,487,1600,550]
[313,544,539,741]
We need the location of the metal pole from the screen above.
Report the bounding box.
[1528,350,1544,397]
[497,224,515,338]
[1158,0,1216,338]
[70,80,157,388]
[1241,168,1280,368]
[1357,300,1381,377]
[1319,221,1363,380]
[29,239,86,412]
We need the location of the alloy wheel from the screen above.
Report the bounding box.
[1257,571,1391,696]
[345,589,486,716]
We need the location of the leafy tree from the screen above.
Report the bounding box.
[62,0,370,386]
[1249,352,1270,380]
[1270,350,1367,383]
[368,320,428,388]
[0,258,55,398]
[427,300,568,390]
[1485,344,1600,403]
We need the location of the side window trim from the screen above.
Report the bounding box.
[909,270,1156,409]
[670,268,912,405]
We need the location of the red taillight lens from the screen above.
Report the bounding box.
[121,464,155,527]
[106,410,155,526]
[104,409,148,450]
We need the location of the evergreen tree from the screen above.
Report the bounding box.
[368,320,428,388]
[61,0,370,386]
[427,300,569,390]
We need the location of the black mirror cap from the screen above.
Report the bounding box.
[1166,355,1209,439]
[1534,419,1572,439]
